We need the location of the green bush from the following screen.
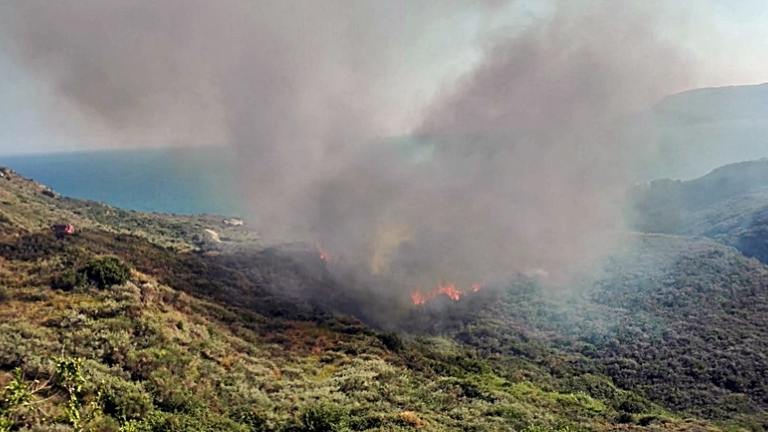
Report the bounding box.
[521,425,582,432]
[376,331,404,352]
[51,269,88,292]
[230,408,275,432]
[296,404,348,432]
[84,256,131,289]
[0,368,33,430]
[615,393,650,414]
[98,378,153,421]
[132,411,250,432]
[637,415,660,426]
[614,412,634,424]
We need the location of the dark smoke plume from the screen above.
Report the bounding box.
[0,1,701,292]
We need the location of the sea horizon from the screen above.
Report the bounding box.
[0,146,243,217]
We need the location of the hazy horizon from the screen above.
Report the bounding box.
[2,0,768,156]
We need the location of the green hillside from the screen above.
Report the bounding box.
[1,166,765,431]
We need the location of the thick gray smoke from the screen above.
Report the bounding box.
[0,1,700,292]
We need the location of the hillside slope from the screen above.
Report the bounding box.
[401,233,768,427]
[0,166,761,431]
[0,166,262,251]
[628,158,768,263]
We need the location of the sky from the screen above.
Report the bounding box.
[0,0,767,156]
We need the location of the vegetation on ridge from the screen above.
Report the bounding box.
[2,164,768,431]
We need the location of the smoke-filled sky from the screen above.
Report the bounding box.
[1,0,768,290]
[1,0,767,155]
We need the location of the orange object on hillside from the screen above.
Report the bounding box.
[52,223,75,235]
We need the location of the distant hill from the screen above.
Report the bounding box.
[627,82,768,181]
[629,158,768,263]
[653,83,768,126]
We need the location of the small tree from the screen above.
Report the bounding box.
[0,368,33,432]
[54,357,101,431]
[83,256,131,289]
[0,368,53,432]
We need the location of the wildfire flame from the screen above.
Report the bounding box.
[316,242,330,262]
[314,239,483,306]
[410,281,482,305]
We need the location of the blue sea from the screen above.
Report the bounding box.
[0,138,439,217]
[1,147,243,216]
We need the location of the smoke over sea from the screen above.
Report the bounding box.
[0,0,709,293]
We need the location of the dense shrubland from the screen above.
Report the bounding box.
[3,165,768,430]
[0,223,719,431]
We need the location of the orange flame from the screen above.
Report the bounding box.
[410,280,482,305]
[437,281,462,301]
[410,290,425,305]
[316,242,330,262]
